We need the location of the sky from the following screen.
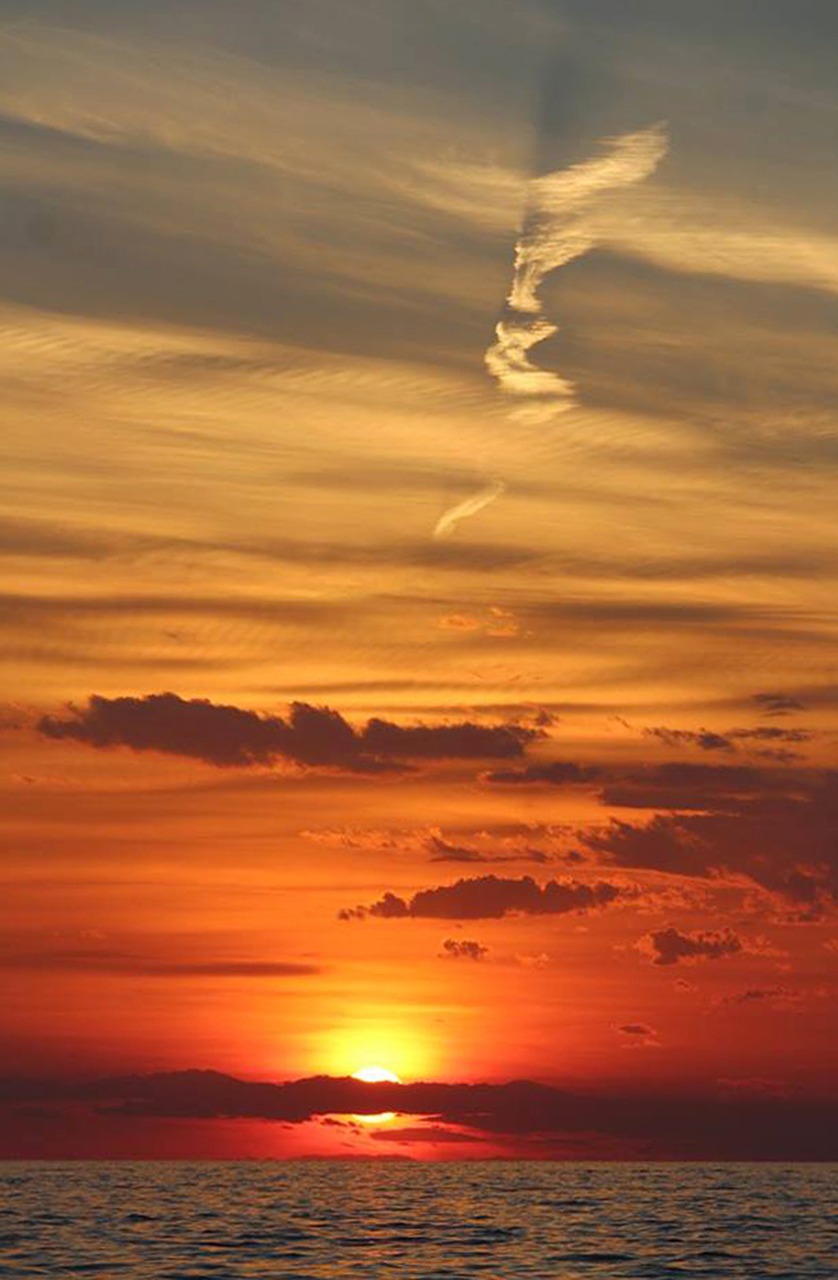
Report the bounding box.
[2,0,837,1159]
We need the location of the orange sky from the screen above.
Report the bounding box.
[1,0,837,1159]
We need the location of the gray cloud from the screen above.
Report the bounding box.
[645,725,813,755]
[754,692,806,716]
[340,874,627,921]
[0,949,319,978]
[5,1066,838,1159]
[484,761,600,786]
[639,926,745,966]
[589,765,838,914]
[440,938,488,962]
[39,692,537,772]
[426,834,552,865]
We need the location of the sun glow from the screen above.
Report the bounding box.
[352,1064,401,1084]
[318,1017,437,1085]
[351,1064,400,1125]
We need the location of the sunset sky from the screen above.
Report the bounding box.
[2,0,837,1159]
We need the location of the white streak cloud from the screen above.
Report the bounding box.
[485,125,669,422]
[433,478,506,540]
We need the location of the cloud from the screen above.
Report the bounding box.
[484,316,576,422]
[645,728,734,752]
[588,766,838,914]
[0,950,319,978]
[616,1023,659,1047]
[426,833,552,865]
[645,726,813,756]
[0,19,534,344]
[508,129,670,318]
[599,762,774,811]
[370,1125,484,1145]
[639,927,746,966]
[5,1069,837,1160]
[302,759,838,922]
[427,836,498,864]
[440,938,488,962]
[594,185,838,303]
[304,825,555,865]
[438,607,522,638]
[730,728,812,744]
[433,478,506,540]
[485,125,668,421]
[483,760,599,786]
[720,987,799,1007]
[754,692,806,717]
[515,952,550,969]
[362,715,537,762]
[340,874,627,921]
[39,692,537,772]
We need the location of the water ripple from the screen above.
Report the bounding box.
[0,1162,835,1279]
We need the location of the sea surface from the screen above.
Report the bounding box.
[1,1161,836,1279]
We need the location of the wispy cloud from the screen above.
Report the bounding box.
[433,477,506,539]
[485,125,668,422]
[593,186,838,299]
[438,126,668,538]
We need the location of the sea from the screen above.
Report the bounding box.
[1,1161,835,1279]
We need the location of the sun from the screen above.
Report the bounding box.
[351,1065,401,1125]
[352,1064,401,1084]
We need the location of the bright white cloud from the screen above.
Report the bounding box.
[485,125,669,420]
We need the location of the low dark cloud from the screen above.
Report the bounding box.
[589,766,838,914]
[618,1023,655,1037]
[616,1023,659,1046]
[599,762,772,811]
[733,728,812,744]
[39,692,537,773]
[0,949,320,978]
[371,1125,484,1145]
[754,692,805,716]
[720,987,799,1007]
[427,836,492,864]
[3,1070,836,1160]
[362,717,537,761]
[639,926,745,967]
[440,938,488,961]
[426,834,552,865]
[340,875,627,921]
[483,762,599,786]
[645,726,813,757]
[645,728,733,752]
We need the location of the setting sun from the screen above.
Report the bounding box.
[350,1065,401,1125]
[352,1065,401,1084]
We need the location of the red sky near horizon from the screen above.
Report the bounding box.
[1,0,837,1159]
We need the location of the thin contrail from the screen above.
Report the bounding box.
[433,478,507,540]
[486,124,668,423]
[432,126,667,540]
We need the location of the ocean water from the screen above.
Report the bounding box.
[1,1162,835,1279]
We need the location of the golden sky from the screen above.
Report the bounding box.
[1,0,837,1159]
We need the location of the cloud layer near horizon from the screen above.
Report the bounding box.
[3,1068,836,1160]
